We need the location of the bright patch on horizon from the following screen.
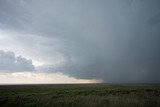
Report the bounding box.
[0,72,103,84]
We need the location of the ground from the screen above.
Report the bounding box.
[0,84,160,107]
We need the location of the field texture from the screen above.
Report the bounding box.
[0,84,160,107]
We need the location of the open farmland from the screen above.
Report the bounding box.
[0,84,160,107]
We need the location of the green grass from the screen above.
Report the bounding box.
[0,84,160,107]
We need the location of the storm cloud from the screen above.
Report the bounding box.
[0,50,34,71]
[0,0,160,83]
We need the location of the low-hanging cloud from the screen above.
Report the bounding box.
[0,50,34,71]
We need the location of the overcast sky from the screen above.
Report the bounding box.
[0,0,160,83]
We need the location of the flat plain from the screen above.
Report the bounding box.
[0,84,160,107]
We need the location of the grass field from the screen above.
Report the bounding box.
[0,84,160,107]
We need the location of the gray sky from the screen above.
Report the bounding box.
[0,0,160,83]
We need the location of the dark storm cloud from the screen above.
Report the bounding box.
[148,12,160,26]
[0,0,160,83]
[0,0,29,31]
[0,50,34,71]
